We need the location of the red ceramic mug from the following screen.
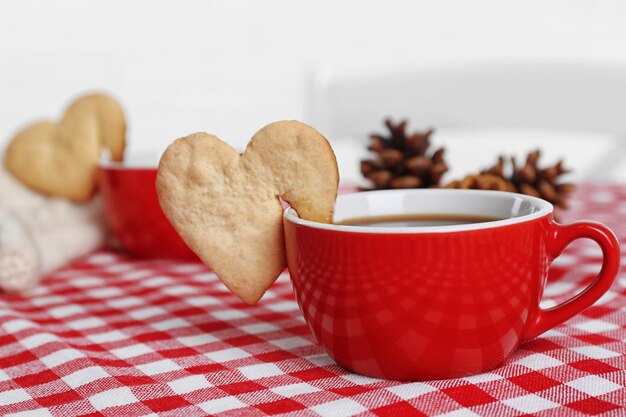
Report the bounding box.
[283,189,620,380]
[99,153,197,260]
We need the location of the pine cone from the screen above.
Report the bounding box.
[446,150,575,208]
[361,119,448,189]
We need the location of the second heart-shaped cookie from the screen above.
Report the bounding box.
[4,93,126,201]
[156,121,339,304]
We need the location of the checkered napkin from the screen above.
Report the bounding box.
[0,184,624,417]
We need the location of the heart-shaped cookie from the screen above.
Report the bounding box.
[157,121,339,304]
[4,93,126,201]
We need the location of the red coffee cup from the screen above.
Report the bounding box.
[99,153,197,260]
[283,189,620,380]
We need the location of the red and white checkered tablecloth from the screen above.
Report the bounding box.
[0,183,625,417]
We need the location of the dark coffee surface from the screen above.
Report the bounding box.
[337,213,504,227]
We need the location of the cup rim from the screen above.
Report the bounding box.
[99,149,161,170]
[283,189,553,234]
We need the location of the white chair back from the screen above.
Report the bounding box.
[310,61,626,138]
[308,61,626,180]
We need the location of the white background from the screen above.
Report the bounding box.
[1,0,626,181]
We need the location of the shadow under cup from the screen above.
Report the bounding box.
[283,189,620,381]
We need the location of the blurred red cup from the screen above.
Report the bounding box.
[99,152,197,260]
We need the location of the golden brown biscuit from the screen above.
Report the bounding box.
[62,94,126,162]
[4,93,126,201]
[156,121,339,304]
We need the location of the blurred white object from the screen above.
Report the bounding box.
[0,164,105,291]
[310,61,626,183]
[0,208,39,291]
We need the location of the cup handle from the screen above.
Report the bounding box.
[524,221,621,340]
